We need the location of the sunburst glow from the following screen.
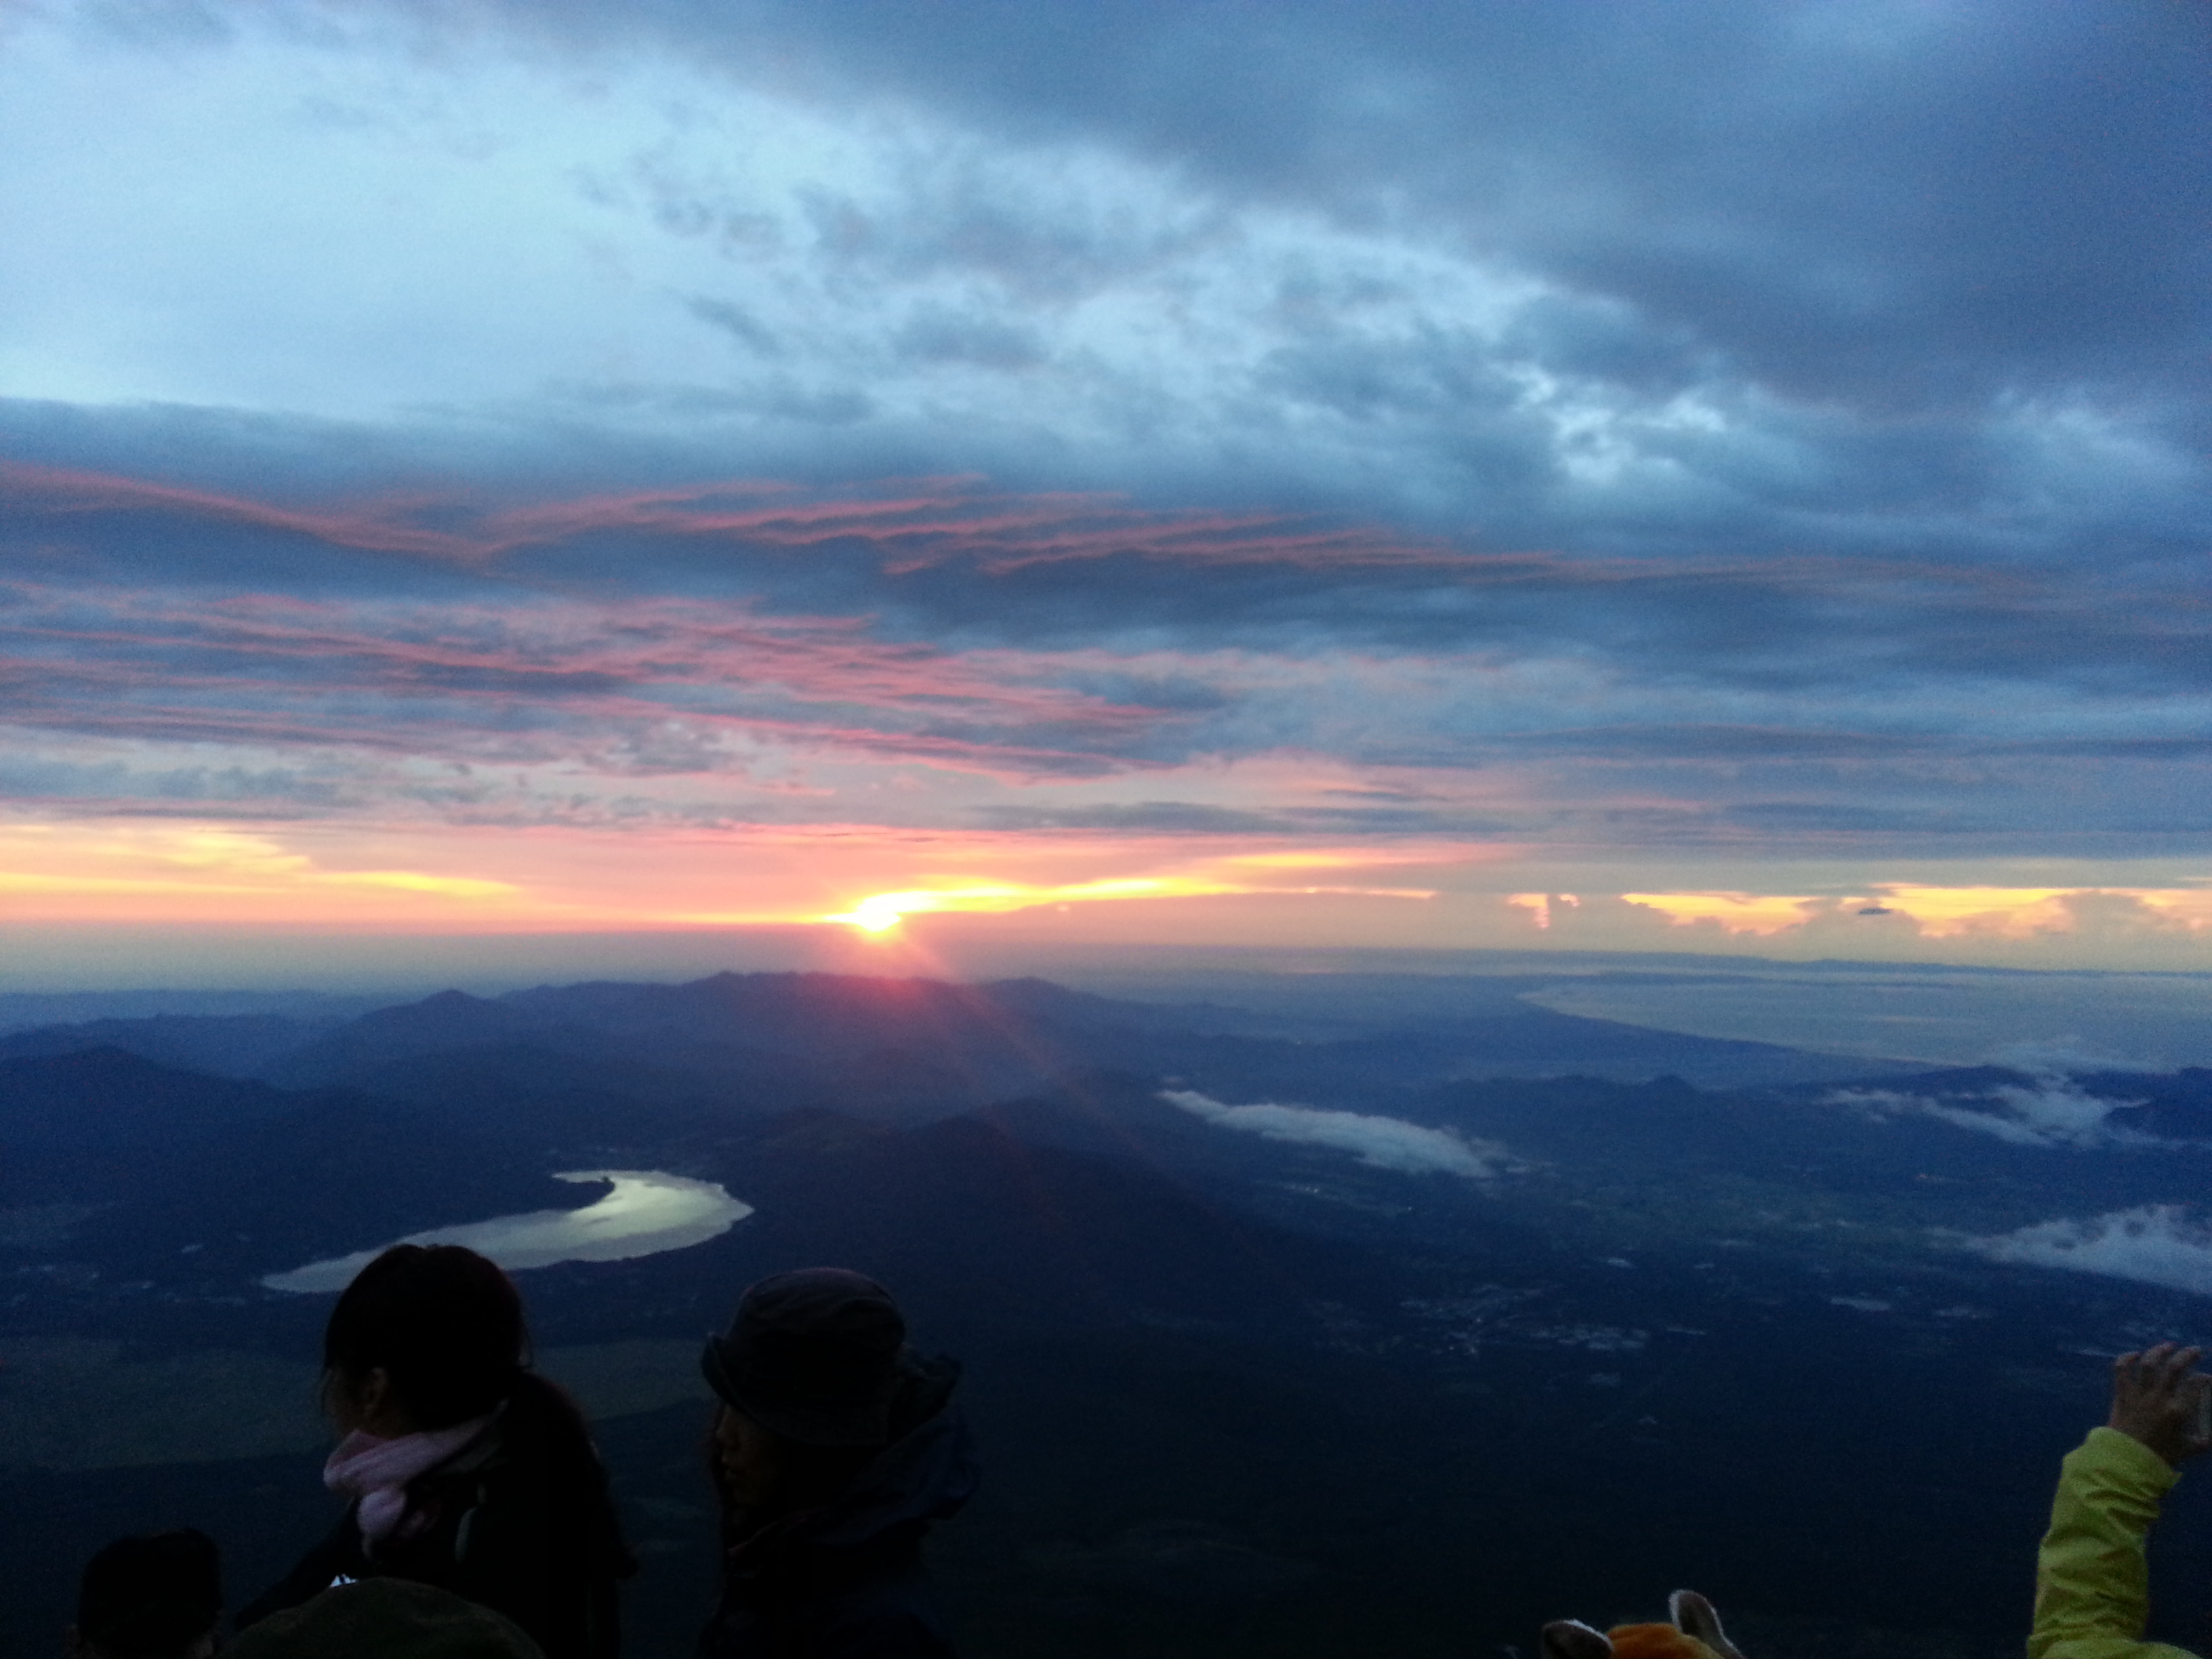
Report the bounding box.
[824,878,1229,933]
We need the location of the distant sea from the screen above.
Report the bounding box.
[1519,969,2212,1069]
[1030,945,2212,1072]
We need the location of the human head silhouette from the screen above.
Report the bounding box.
[69,1530,222,1659]
[323,1243,528,1434]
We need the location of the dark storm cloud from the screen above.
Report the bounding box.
[49,0,2188,572]
[4,3,2208,859]
[445,0,2212,400]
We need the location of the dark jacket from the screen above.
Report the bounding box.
[240,1376,635,1659]
[701,1359,979,1659]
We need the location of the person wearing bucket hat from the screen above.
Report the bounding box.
[697,1268,979,1659]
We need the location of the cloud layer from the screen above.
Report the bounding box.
[1,1,2207,966]
[1831,1076,2156,1151]
[1972,1206,2212,1299]
[1161,1089,1509,1178]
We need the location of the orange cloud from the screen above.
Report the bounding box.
[1621,891,1824,933]
[1619,884,2212,939]
[0,824,523,922]
[1873,884,2212,938]
[9,811,2203,972]
[790,842,1459,933]
[0,817,1456,938]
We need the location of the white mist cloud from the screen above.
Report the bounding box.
[1971,1205,2212,1298]
[1828,1073,2152,1149]
[1988,1041,2169,1075]
[1160,1088,1509,1178]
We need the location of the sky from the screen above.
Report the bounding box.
[2,0,2210,983]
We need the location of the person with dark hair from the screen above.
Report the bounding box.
[68,1530,222,1659]
[238,1243,635,1659]
[698,1268,979,1659]
[2030,1341,2212,1659]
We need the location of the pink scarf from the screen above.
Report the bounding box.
[323,1416,493,1553]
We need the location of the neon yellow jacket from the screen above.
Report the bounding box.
[2030,1427,2197,1659]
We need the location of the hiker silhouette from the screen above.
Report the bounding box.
[237,1244,635,1659]
[697,1267,980,1658]
[68,1529,222,1659]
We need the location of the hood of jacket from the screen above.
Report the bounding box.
[724,1354,977,1589]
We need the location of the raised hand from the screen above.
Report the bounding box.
[2108,1343,2212,1469]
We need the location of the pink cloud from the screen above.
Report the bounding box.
[6,461,1996,608]
[0,580,1187,777]
[0,460,504,560]
[1,459,1498,576]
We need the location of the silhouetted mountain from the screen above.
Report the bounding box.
[106,1096,581,1282]
[237,970,1892,1143]
[0,973,1910,1151]
[260,975,1076,1120]
[690,1107,1402,1338]
[0,1048,578,1276]
[261,988,542,1080]
[0,1049,297,1153]
[302,1040,747,1143]
[978,1069,1284,1172]
[972,976,1282,1036]
[0,989,386,1037]
[0,1015,336,1078]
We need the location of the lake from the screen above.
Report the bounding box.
[262,1170,753,1294]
